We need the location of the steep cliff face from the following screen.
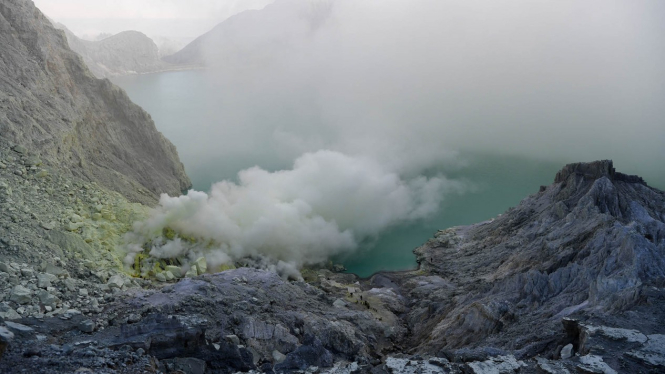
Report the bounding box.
[54,24,175,78]
[399,160,665,363]
[0,0,191,205]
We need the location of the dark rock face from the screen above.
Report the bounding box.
[554,159,647,185]
[0,0,191,204]
[401,160,665,358]
[0,326,13,358]
[0,268,397,373]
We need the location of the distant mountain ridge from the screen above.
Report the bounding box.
[52,23,176,78]
[162,0,334,67]
[0,0,191,204]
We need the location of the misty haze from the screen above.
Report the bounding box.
[2,0,665,371]
[108,0,665,276]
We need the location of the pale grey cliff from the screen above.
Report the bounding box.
[0,0,191,205]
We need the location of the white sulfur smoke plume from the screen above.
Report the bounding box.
[124,150,463,278]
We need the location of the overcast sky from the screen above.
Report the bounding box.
[33,0,275,38]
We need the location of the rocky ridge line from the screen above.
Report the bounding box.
[52,22,188,79]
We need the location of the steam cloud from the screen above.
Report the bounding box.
[125,151,463,278]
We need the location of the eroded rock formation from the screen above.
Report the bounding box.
[402,159,664,354]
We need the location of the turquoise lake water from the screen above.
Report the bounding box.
[113,70,663,277]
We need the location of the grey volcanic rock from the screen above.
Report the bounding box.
[0,0,191,204]
[0,268,397,373]
[0,136,151,326]
[53,23,177,79]
[553,159,641,185]
[392,160,665,369]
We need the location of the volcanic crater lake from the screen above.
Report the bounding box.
[113,70,662,277]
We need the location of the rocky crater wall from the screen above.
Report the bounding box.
[0,0,191,205]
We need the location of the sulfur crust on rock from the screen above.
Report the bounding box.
[0,136,150,283]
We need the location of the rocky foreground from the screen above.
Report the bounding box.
[1,158,663,373]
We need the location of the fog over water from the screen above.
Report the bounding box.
[115,0,665,277]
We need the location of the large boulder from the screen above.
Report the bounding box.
[10,285,32,305]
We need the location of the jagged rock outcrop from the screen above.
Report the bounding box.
[52,23,175,79]
[0,0,191,205]
[393,159,665,368]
